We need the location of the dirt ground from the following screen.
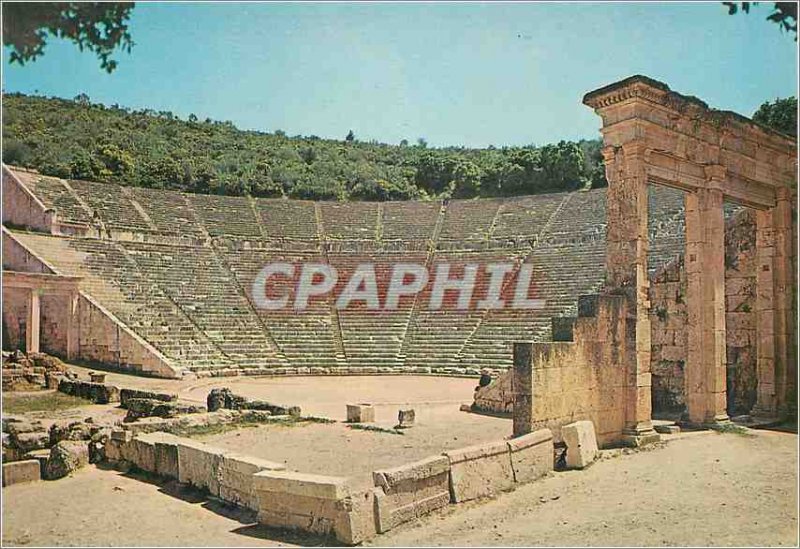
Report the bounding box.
[2,429,797,547]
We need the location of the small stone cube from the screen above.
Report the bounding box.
[346,404,375,423]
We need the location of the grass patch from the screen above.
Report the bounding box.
[346,423,404,435]
[178,415,336,438]
[710,422,755,437]
[2,391,92,414]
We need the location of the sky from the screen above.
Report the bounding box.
[2,1,797,148]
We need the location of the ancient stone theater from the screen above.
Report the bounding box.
[1,76,797,543]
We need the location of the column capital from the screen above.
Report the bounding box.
[620,140,650,160]
[775,185,793,202]
[703,164,727,183]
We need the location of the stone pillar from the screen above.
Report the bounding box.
[684,176,728,426]
[26,290,41,354]
[602,142,657,443]
[753,187,795,419]
[772,188,794,416]
[512,342,533,437]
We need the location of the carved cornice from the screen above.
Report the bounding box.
[583,75,797,152]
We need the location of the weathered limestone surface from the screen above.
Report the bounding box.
[219,453,286,511]
[508,296,631,447]
[120,388,177,408]
[44,440,89,480]
[472,369,512,416]
[2,459,41,486]
[58,378,120,404]
[562,420,599,469]
[584,75,796,425]
[372,455,450,533]
[444,440,514,503]
[346,404,375,423]
[253,470,375,545]
[507,428,554,483]
[176,439,228,495]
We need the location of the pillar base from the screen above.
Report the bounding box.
[679,413,731,431]
[749,404,784,424]
[620,429,661,448]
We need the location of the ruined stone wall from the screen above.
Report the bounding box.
[76,294,180,378]
[649,209,758,416]
[40,294,71,358]
[1,167,54,233]
[2,229,54,274]
[478,295,628,446]
[649,258,687,414]
[2,287,28,351]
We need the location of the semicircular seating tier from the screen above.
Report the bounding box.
[5,165,741,377]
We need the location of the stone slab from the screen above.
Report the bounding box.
[507,428,554,484]
[2,460,41,486]
[443,439,514,503]
[255,486,375,545]
[346,404,375,423]
[654,424,681,435]
[219,453,286,511]
[137,432,182,478]
[176,439,227,496]
[372,455,450,533]
[562,420,599,469]
[252,470,349,500]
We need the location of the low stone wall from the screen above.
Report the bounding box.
[253,470,375,545]
[207,388,300,416]
[119,388,177,408]
[372,455,450,533]
[58,378,120,404]
[2,459,41,486]
[507,429,554,483]
[444,439,516,503]
[104,426,554,545]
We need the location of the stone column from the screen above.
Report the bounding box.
[772,187,794,415]
[753,187,794,419]
[26,290,41,354]
[684,173,728,426]
[512,342,533,437]
[602,141,657,442]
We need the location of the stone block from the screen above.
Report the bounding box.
[176,439,227,495]
[44,440,89,480]
[122,435,156,474]
[654,424,681,435]
[507,428,553,484]
[2,459,41,486]
[120,388,177,408]
[346,403,375,423]
[111,428,133,442]
[24,449,50,477]
[562,420,599,469]
[253,470,349,500]
[444,439,515,503]
[219,453,286,511]
[334,489,377,546]
[254,472,374,546]
[372,455,450,533]
[13,431,50,454]
[397,409,415,428]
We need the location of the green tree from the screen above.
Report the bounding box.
[3,2,135,72]
[752,97,797,136]
[722,2,797,40]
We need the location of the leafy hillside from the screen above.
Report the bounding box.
[2,92,606,201]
